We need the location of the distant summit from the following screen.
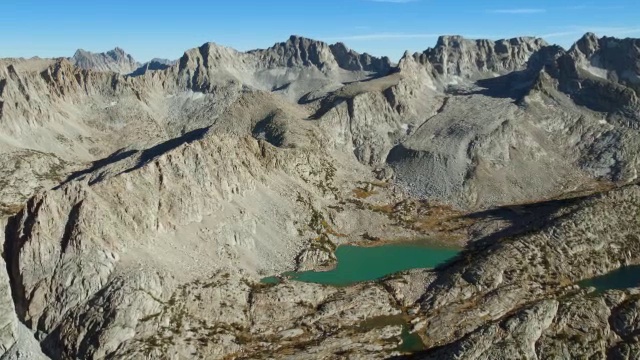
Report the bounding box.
[247,35,392,73]
[70,47,140,74]
[130,58,177,76]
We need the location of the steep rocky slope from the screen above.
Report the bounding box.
[385,34,640,208]
[130,58,176,76]
[0,32,640,359]
[410,184,640,359]
[413,35,548,82]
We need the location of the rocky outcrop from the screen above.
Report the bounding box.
[71,47,140,74]
[412,35,548,81]
[0,252,17,354]
[569,33,640,93]
[386,87,607,208]
[0,150,71,216]
[176,36,392,100]
[249,35,392,74]
[422,300,559,359]
[130,58,176,76]
[329,42,392,73]
[381,33,640,208]
[4,133,282,334]
[523,33,640,117]
[0,104,417,357]
[411,184,640,357]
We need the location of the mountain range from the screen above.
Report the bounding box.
[0,32,639,359]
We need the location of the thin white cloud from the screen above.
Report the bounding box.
[539,26,640,39]
[539,31,583,38]
[560,5,624,11]
[586,27,640,35]
[366,0,418,3]
[326,33,440,41]
[488,8,546,14]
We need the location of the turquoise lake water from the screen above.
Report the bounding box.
[261,243,460,287]
[579,265,640,293]
[397,324,426,353]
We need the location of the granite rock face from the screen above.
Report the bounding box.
[412,35,548,82]
[130,58,176,77]
[249,35,392,73]
[411,184,640,358]
[386,33,640,208]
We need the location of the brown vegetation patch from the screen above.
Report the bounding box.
[352,187,377,199]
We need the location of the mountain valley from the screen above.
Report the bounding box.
[0,32,639,359]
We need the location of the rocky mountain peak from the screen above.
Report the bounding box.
[286,34,321,46]
[129,58,176,77]
[4,32,640,360]
[435,35,466,47]
[423,35,548,79]
[571,32,601,57]
[398,49,430,72]
[249,35,334,69]
[70,47,140,74]
[106,47,132,61]
[560,32,640,98]
[177,42,244,73]
[328,41,392,73]
[248,35,391,74]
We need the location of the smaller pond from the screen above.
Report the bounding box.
[579,265,640,293]
[261,243,459,287]
[358,315,426,353]
[397,324,426,353]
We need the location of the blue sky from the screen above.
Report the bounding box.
[1,0,639,62]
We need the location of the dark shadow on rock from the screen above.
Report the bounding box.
[129,59,173,77]
[55,148,138,189]
[340,69,400,86]
[385,191,616,360]
[41,282,115,359]
[429,193,593,274]
[59,201,83,254]
[299,69,400,107]
[463,196,589,251]
[252,113,285,147]
[272,83,291,92]
[56,127,210,188]
[3,197,43,328]
[121,126,209,174]
[306,95,348,120]
[445,70,536,101]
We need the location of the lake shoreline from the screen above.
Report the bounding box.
[261,241,460,287]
